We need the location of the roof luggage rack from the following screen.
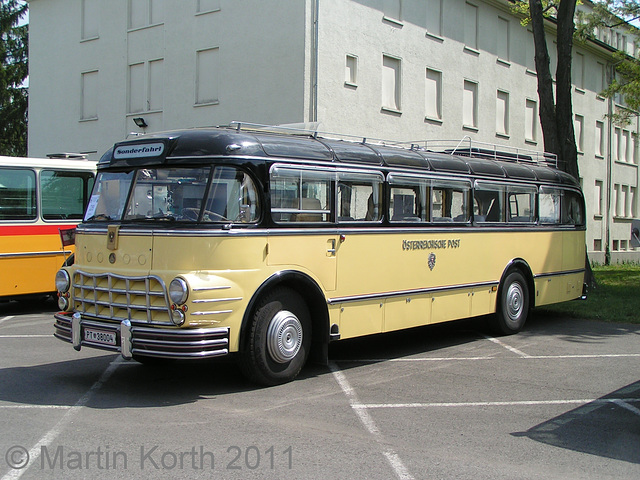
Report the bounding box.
[225,122,558,168]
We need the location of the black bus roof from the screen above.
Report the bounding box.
[101,126,579,188]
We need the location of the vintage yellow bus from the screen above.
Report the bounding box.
[0,156,96,300]
[53,125,586,385]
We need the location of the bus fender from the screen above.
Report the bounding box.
[240,270,330,366]
[498,259,535,309]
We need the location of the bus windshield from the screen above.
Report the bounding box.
[85,166,260,223]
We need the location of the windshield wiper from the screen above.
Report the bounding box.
[84,213,114,222]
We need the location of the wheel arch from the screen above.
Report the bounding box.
[498,258,535,310]
[240,270,330,365]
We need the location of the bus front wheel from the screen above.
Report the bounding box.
[491,270,530,335]
[240,287,311,386]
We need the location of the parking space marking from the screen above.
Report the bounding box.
[335,353,640,363]
[481,334,531,357]
[0,405,70,410]
[357,398,640,409]
[0,335,52,338]
[330,362,415,480]
[611,399,640,417]
[0,316,15,325]
[1,358,123,480]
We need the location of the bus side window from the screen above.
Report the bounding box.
[433,182,470,222]
[539,188,561,224]
[474,182,505,223]
[41,170,93,220]
[337,171,384,222]
[507,186,536,223]
[561,190,585,226]
[388,174,428,222]
[0,168,37,220]
[270,166,331,223]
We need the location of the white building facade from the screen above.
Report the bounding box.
[27,0,640,263]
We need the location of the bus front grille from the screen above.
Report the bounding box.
[72,270,173,325]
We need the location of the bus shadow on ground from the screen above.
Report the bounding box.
[512,380,640,465]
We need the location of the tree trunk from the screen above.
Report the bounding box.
[529,0,559,157]
[556,0,579,179]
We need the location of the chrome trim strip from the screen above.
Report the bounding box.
[327,281,499,305]
[0,250,71,259]
[192,285,231,292]
[534,268,586,279]
[191,309,233,316]
[192,297,242,304]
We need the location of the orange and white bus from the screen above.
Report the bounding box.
[0,156,96,300]
[53,125,586,385]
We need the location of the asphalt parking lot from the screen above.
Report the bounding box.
[1,299,639,480]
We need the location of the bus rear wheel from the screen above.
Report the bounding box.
[240,287,311,386]
[491,270,530,335]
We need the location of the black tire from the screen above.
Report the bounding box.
[490,270,530,335]
[240,287,311,386]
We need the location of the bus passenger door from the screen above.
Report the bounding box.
[267,233,338,292]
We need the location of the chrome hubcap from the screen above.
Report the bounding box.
[267,310,303,363]
[506,283,524,321]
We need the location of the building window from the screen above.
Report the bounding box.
[463,80,478,129]
[623,185,631,217]
[196,47,219,105]
[425,68,442,121]
[574,114,584,153]
[594,239,602,251]
[464,3,478,51]
[497,17,509,63]
[623,130,632,162]
[425,0,443,38]
[345,55,358,87]
[81,70,99,120]
[596,62,606,97]
[128,59,164,113]
[594,180,603,216]
[614,127,621,161]
[382,55,401,112]
[525,99,537,142]
[526,31,536,72]
[614,184,621,217]
[81,0,99,40]
[383,0,402,23]
[573,52,584,90]
[632,187,638,217]
[197,0,220,14]
[496,90,509,137]
[634,134,639,165]
[595,121,604,158]
[129,0,164,30]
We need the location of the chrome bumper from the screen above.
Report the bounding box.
[54,312,230,360]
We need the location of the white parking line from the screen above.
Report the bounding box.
[611,399,640,417]
[358,398,640,409]
[1,358,123,480]
[335,353,640,363]
[0,335,52,338]
[481,334,531,357]
[0,405,70,410]
[330,362,415,480]
[0,316,15,325]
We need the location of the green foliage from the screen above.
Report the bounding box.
[538,264,640,323]
[0,0,28,156]
[576,1,640,126]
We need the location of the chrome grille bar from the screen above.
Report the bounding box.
[71,270,173,325]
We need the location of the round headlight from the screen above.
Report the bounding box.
[169,278,189,305]
[57,295,69,311]
[55,270,70,293]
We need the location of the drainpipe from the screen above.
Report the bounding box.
[605,63,613,265]
[310,0,319,123]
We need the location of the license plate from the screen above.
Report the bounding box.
[84,328,117,346]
